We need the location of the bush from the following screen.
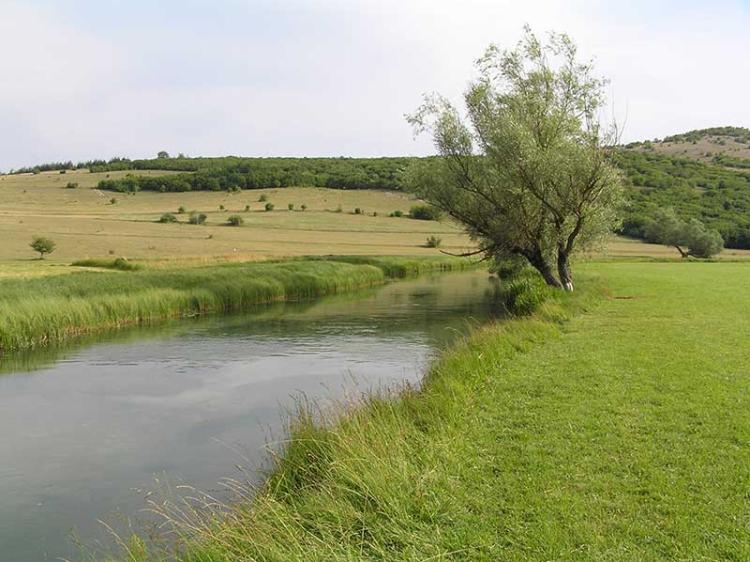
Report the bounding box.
[245,205,251,212]
[72,257,143,271]
[265,202,275,211]
[158,213,178,223]
[110,198,117,205]
[425,235,442,248]
[188,212,207,225]
[177,206,186,214]
[227,215,244,226]
[288,203,295,211]
[219,204,225,211]
[65,182,78,189]
[354,207,363,215]
[259,194,268,202]
[497,272,551,315]
[301,204,307,211]
[390,210,404,217]
[409,205,441,221]
[30,236,56,259]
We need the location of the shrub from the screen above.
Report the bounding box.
[409,205,441,221]
[354,207,363,215]
[288,203,295,211]
[259,194,268,202]
[110,198,117,205]
[301,204,307,211]
[265,202,275,211]
[158,213,178,223]
[219,204,225,211]
[65,182,78,189]
[245,205,251,212]
[390,210,403,217]
[177,206,186,214]
[188,212,207,225]
[30,236,56,259]
[227,215,244,226]
[497,272,551,315]
[72,257,143,271]
[425,235,442,248]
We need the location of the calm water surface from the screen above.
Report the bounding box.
[0,270,501,561]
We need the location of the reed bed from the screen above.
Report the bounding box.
[0,256,466,353]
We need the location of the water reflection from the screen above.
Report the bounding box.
[0,270,500,561]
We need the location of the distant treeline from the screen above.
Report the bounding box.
[615,150,750,249]
[91,157,413,192]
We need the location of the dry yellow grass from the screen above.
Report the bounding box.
[634,136,750,163]
[0,170,472,273]
[2,169,748,278]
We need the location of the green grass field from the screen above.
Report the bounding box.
[116,261,750,561]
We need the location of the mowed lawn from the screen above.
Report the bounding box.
[166,261,750,561]
[459,261,750,559]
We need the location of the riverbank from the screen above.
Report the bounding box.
[0,256,470,353]
[119,261,750,560]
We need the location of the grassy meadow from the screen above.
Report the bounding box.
[0,170,470,268]
[113,260,750,561]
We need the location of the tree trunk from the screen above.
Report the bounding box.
[557,250,574,292]
[525,249,563,289]
[674,245,689,258]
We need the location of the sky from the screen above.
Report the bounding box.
[1,0,749,171]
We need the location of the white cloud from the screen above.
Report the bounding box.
[0,0,748,170]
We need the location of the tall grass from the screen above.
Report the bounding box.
[0,256,469,353]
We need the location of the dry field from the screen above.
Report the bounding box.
[634,136,750,163]
[2,169,748,278]
[0,170,471,274]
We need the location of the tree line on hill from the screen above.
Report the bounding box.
[614,150,750,249]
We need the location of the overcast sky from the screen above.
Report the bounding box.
[1,0,748,171]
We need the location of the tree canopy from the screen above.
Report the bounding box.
[407,27,622,290]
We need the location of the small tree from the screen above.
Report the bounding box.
[288,203,295,211]
[407,27,622,291]
[644,208,723,258]
[157,151,170,159]
[227,214,244,226]
[158,213,177,223]
[265,202,275,211]
[31,236,56,259]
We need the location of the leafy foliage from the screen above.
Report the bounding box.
[641,208,723,258]
[409,204,442,221]
[615,150,750,248]
[30,236,55,259]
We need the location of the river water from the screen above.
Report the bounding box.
[0,269,501,561]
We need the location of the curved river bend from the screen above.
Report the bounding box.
[0,269,501,561]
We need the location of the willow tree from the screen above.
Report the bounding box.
[407,28,622,291]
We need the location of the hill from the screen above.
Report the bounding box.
[624,126,750,167]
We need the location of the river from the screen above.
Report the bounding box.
[0,269,501,561]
